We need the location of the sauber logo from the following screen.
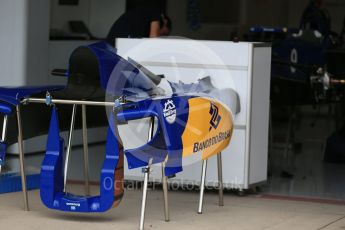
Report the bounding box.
[209,102,221,131]
[66,202,80,207]
[163,99,176,124]
[66,202,80,210]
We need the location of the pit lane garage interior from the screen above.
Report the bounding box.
[1,0,345,229]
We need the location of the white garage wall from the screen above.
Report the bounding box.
[0,0,126,86]
[0,0,28,86]
[0,0,50,86]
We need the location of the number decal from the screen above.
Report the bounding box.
[290,48,298,73]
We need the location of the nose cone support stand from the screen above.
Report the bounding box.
[16,105,29,211]
[198,152,224,214]
[139,117,170,230]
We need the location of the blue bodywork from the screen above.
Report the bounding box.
[272,34,327,82]
[118,95,191,176]
[248,26,338,105]
[41,106,121,212]
[0,86,64,105]
[249,27,332,83]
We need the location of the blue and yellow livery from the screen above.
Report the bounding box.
[0,41,238,214]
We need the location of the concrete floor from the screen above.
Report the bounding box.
[1,185,345,230]
[266,105,345,200]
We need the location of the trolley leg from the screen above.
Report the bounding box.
[139,158,153,230]
[82,104,90,196]
[162,162,170,222]
[63,104,77,193]
[16,105,29,211]
[139,117,155,230]
[198,159,207,214]
[217,153,224,206]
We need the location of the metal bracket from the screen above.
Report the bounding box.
[113,95,127,112]
[45,92,53,106]
[114,99,121,108]
[141,167,152,174]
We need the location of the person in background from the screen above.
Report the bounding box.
[106,6,172,46]
[299,0,331,35]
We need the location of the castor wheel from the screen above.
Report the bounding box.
[251,186,261,194]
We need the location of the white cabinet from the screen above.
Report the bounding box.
[116,38,271,189]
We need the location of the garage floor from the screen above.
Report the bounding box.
[1,185,345,230]
[266,105,345,200]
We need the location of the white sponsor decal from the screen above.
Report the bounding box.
[66,202,80,207]
[163,100,176,124]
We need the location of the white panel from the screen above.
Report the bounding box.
[117,38,271,189]
[249,47,271,184]
[117,38,250,67]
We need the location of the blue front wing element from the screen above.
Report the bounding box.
[40,107,122,212]
[118,95,191,177]
[0,86,64,105]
